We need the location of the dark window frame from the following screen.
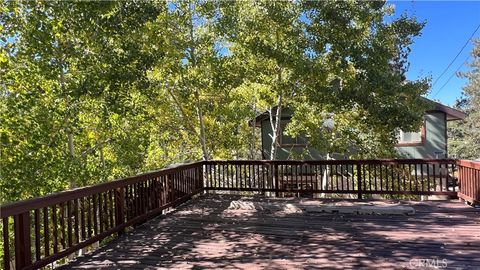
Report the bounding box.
[279,120,307,147]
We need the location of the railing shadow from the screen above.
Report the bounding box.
[62,193,480,269]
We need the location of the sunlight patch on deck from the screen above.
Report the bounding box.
[225,199,415,215]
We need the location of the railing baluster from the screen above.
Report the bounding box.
[67,200,72,247]
[59,203,66,249]
[366,164,370,191]
[143,180,147,214]
[357,164,363,199]
[421,164,425,192]
[99,193,104,234]
[253,164,257,189]
[390,164,394,191]
[274,164,279,197]
[397,164,405,192]
[52,205,58,254]
[222,164,230,188]
[43,207,49,257]
[223,164,226,189]
[140,181,146,214]
[74,199,79,245]
[80,198,86,241]
[3,217,10,270]
[208,164,212,189]
[154,178,160,209]
[311,165,314,191]
[292,165,296,193]
[427,164,431,192]
[212,164,215,189]
[108,191,114,229]
[345,164,349,191]
[34,209,41,261]
[92,195,98,236]
[135,183,140,217]
[379,164,383,192]
[439,163,444,192]
[14,212,32,269]
[115,187,125,235]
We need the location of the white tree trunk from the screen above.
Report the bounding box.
[269,28,284,161]
[60,68,77,189]
[269,96,283,160]
[249,99,256,160]
[320,153,331,198]
[194,89,209,160]
[188,2,209,161]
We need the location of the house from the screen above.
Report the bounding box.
[253,99,466,160]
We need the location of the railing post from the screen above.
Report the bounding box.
[199,163,204,190]
[274,164,279,197]
[14,212,32,269]
[168,174,173,203]
[115,187,125,235]
[357,164,363,199]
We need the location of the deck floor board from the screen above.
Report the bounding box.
[62,194,480,269]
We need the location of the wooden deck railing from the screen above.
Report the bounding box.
[1,158,479,269]
[457,160,480,205]
[0,162,203,270]
[204,159,459,198]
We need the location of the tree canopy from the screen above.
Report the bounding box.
[1,0,429,203]
[448,39,480,160]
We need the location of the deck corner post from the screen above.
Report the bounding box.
[14,211,32,269]
[115,187,126,235]
[357,164,363,199]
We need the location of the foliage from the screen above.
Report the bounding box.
[220,0,429,159]
[448,40,480,160]
[1,0,429,204]
[1,1,167,202]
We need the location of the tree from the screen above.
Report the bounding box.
[448,40,480,160]
[0,1,167,202]
[219,0,308,160]
[1,0,431,205]
[291,1,429,159]
[220,0,429,160]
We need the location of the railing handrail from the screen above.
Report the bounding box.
[457,159,480,170]
[456,159,480,205]
[0,161,206,218]
[206,158,457,165]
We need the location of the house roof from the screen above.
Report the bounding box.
[422,97,467,121]
[252,98,466,126]
[251,109,275,127]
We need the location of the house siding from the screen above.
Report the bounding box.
[260,111,448,160]
[261,119,327,160]
[396,111,448,159]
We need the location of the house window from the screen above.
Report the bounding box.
[397,122,425,146]
[398,131,422,142]
[280,121,306,147]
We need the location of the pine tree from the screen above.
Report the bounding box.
[448,40,480,160]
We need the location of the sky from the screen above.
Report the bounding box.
[390,1,480,106]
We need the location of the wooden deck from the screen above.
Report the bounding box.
[62,194,480,269]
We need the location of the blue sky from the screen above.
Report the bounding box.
[390,1,480,106]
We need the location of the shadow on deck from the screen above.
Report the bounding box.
[62,194,480,269]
